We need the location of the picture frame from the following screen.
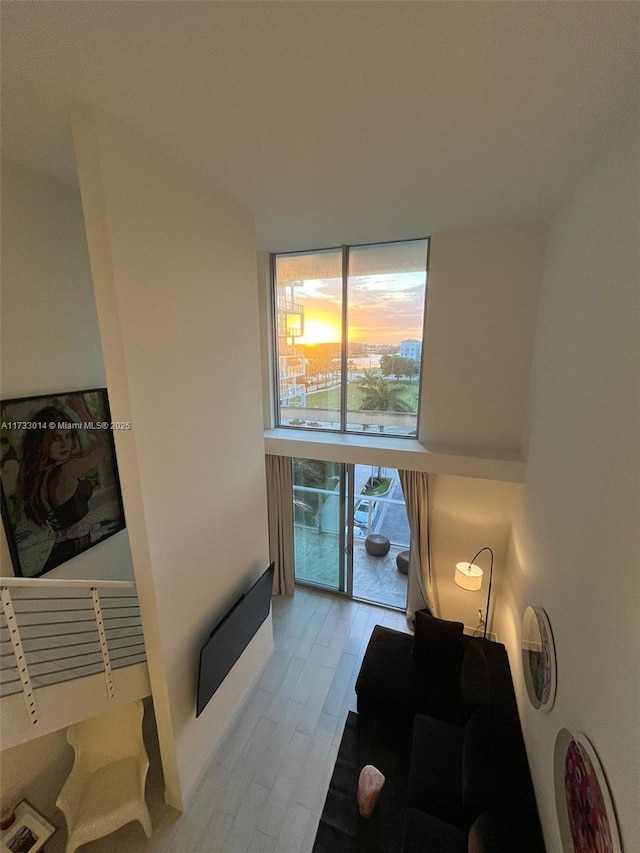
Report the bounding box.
[1,388,126,578]
[521,605,557,712]
[554,728,622,853]
[1,800,56,853]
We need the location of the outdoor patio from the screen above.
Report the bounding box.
[294,529,408,610]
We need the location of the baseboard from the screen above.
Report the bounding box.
[464,625,498,642]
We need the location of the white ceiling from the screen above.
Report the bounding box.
[2,2,638,251]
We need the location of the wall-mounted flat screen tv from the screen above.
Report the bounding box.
[196,562,274,717]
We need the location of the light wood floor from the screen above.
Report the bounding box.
[73,587,411,853]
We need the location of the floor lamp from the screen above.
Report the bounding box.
[454,547,494,639]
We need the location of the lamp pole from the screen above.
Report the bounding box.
[467,547,494,638]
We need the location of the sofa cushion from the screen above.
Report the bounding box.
[356,625,464,726]
[407,714,466,828]
[412,610,465,670]
[402,808,467,853]
[461,640,491,707]
[469,809,542,853]
[312,712,408,853]
[462,705,497,821]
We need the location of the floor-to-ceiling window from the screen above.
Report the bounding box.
[273,239,428,437]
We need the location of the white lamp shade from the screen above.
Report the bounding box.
[455,561,483,591]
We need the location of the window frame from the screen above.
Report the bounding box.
[271,238,429,438]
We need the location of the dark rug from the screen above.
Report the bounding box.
[312,711,412,853]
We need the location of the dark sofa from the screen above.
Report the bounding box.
[313,612,545,853]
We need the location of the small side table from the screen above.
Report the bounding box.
[365,533,390,556]
[1,799,56,853]
[396,550,410,575]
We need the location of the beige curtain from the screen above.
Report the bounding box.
[398,469,439,619]
[265,454,295,596]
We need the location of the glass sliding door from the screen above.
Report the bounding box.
[351,465,409,610]
[292,457,409,611]
[292,458,347,592]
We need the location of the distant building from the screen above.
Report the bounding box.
[399,339,422,361]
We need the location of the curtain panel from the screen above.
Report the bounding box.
[265,454,295,596]
[398,469,439,619]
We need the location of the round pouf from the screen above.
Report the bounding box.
[396,550,410,575]
[365,534,390,557]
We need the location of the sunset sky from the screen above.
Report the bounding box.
[294,272,426,346]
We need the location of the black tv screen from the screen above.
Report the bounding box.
[196,562,274,717]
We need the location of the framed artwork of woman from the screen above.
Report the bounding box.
[1,388,126,577]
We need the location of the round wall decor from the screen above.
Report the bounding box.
[554,729,622,853]
[521,605,557,711]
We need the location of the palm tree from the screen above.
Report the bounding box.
[293,497,319,529]
[357,374,412,413]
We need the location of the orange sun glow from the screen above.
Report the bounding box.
[298,318,341,345]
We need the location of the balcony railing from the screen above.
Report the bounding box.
[0,577,146,726]
[279,366,306,379]
[276,296,304,314]
[281,405,418,434]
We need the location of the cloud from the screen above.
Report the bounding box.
[282,270,426,344]
[294,277,341,301]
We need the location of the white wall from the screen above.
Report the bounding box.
[421,223,546,457]
[0,162,135,581]
[0,162,136,824]
[495,124,639,850]
[430,474,521,633]
[263,223,545,462]
[261,223,543,631]
[0,728,74,825]
[0,163,105,396]
[72,109,272,805]
[262,224,544,635]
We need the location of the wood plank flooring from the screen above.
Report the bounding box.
[55,588,410,853]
